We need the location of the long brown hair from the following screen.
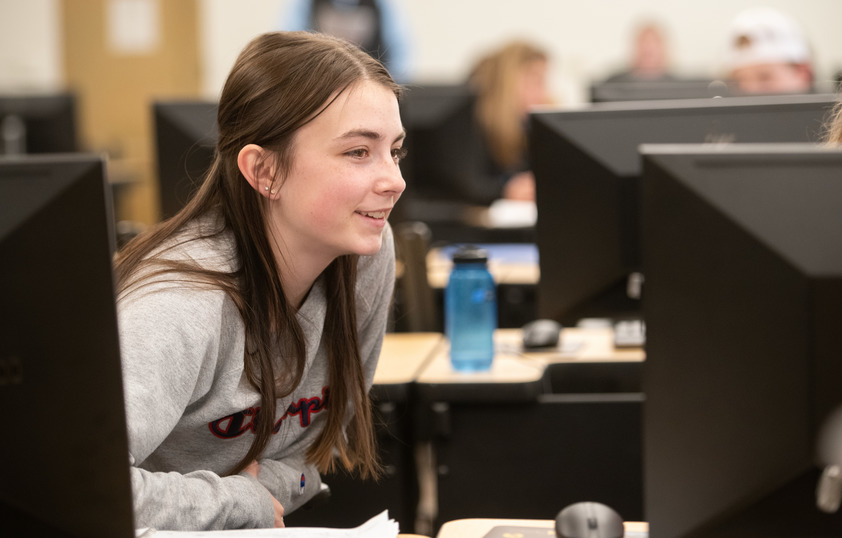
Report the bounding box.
[115,31,401,478]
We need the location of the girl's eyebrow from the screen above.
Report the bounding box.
[335,129,407,143]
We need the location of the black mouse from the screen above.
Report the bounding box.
[555,501,624,538]
[521,319,562,349]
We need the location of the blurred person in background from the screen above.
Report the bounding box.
[605,21,676,83]
[467,40,553,203]
[280,0,412,82]
[725,6,814,95]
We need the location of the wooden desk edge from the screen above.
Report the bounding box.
[374,333,445,386]
[435,518,648,537]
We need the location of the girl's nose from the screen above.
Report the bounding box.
[378,157,406,196]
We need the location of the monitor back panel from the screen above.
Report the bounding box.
[0,155,135,537]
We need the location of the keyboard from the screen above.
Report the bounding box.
[613,319,646,348]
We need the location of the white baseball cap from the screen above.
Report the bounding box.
[727,7,811,70]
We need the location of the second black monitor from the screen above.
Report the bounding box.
[589,78,732,103]
[640,143,842,537]
[529,93,838,324]
[153,100,218,221]
[399,84,483,205]
[0,92,78,155]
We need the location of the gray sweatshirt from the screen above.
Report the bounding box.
[117,220,395,530]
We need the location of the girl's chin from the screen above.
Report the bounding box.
[351,237,384,257]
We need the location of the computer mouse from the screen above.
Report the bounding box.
[555,502,624,538]
[521,318,562,349]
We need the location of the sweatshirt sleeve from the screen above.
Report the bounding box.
[118,284,274,530]
[255,451,322,514]
[130,462,274,530]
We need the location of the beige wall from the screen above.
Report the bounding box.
[202,0,842,104]
[4,0,842,103]
[0,0,62,91]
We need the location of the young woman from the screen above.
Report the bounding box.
[115,31,406,530]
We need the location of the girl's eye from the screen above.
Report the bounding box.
[392,147,408,163]
[347,148,369,159]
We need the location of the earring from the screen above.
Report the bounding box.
[264,186,269,191]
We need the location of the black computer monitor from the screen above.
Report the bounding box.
[153,100,218,221]
[0,154,136,537]
[529,93,838,325]
[0,92,78,155]
[399,84,483,203]
[640,143,842,537]
[589,79,732,103]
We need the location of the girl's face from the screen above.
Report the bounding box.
[271,80,406,268]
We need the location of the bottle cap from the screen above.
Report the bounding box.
[451,245,488,264]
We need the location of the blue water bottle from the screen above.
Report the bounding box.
[445,245,497,372]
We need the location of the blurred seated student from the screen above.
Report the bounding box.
[604,21,677,83]
[467,40,553,204]
[280,0,412,82]
[725,6,814,95]
[115,31,405,530]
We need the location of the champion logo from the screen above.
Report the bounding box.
[207,387,329,439]
[299,473,306,495]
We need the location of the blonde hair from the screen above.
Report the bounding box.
[469,41,549,169]
[825,99,842,145]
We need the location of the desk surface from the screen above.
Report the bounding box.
[374,332,443,386]
[415,327,644,386]
[436,518,649,538]
[500,327,645,364]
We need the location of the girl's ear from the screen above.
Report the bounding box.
[237,144,278,198]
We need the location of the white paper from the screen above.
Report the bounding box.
[136,510,398,538]
[107,0,160,55]
[487,199,537,228]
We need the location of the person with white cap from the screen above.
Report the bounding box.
[726,6,814,94]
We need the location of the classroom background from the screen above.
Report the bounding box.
[4,0,842,102]
[2,0,841,227]
[3,2,842,535]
